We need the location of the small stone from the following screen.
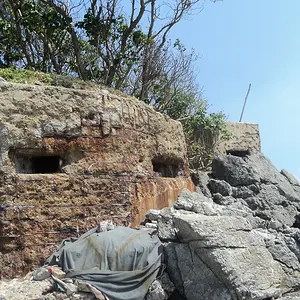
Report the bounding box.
[74,280,90,292]
[209,179,232,196]
[33,267,51,281]
[50,266,66,279]
[97,220,115,232]
[145,279,168,300]
[65,283,78,295]
[146,209,161,221]
[145,222,158,229]
[158,218,177,240]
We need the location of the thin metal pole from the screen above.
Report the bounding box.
[239,83,252,122]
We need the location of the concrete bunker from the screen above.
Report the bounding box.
[215,122,261,155]
[0,82,193,278]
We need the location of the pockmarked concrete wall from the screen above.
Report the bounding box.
[0,82,194,278]
[216,122,261,155]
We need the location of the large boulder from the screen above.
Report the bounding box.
[211,153,300,226]
[155,153,300,300]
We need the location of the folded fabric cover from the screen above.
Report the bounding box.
[45,226,162,300]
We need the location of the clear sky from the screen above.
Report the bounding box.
[169,0,300,178]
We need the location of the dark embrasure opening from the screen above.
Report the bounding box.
[14,154,62,174]
[152,156,184,178]
[31,156,61,173]
[226,149,250,157]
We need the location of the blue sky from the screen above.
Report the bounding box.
[169,0,300,177]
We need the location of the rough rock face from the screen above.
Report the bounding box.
[0,82,193,278]
[0,277,96,300]
[0,278,53,300]
[153,153,300,300]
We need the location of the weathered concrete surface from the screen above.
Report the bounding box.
[216,122,261,155]
[0,82,193,277]
[131,178,194,226]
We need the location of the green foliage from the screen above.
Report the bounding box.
[76,10,149,84]
[0,0,213,84]
[0,67,138,101]
[180,101,231,170]
[0,67,54,84]
[0,5,22,66]
[0,0,76,73]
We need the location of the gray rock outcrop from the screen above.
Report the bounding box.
[154,153,300,300]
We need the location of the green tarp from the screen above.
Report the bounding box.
[45,226,162,300]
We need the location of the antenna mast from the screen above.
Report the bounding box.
[239,83,252,122]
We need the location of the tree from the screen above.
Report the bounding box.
[129,39,200,107]
[0,0,77,74]
[0,0,219,82]
[75,0,208,86]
